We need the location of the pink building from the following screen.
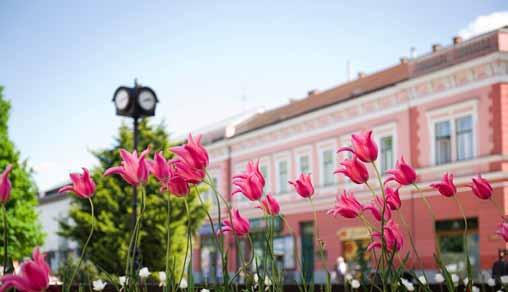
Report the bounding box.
[195,27,508,283]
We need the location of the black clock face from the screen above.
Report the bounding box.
[115,89,130,110]
[138,90,156,111]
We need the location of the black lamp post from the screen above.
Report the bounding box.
[112,80,158,228]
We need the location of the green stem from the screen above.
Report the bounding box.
[453,195,471,291]
[490,197,506,220]
[165,197,173,292]
[178,199,192,289]
[309,197,330,292]
[412,184,440,258]
[280,215,308,292]
[2,205,7,276]
[67,198,95,291]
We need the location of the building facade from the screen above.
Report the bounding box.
[194,27,508,283]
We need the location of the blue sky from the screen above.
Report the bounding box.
[0,1,507,191]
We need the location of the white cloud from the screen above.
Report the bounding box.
[459,11,508,40]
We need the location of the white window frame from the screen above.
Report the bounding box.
[317,139,337,187]
[372,123,397,173]
[259,157,272,195]
[427,99,478,166]
[294,145,313,176]
[274,152,291,195]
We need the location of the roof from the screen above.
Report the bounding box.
[234,62,410,135]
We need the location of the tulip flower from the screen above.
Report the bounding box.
[58,168,96,199]
[327,190,364,218]
[0,164,12,204]
[148,151,170,182]
[232,161,265,201]
[335,156,369,184]
[258,193,280,216]
[289,173,315,198]
[367,220,403,252]
[497,222,508,242]
[468,174,493,200]
[0,247,50,292]
[430,173,456,197]
[337,130,378,163]
[165,163,190,196]
[384,156,416,186]
[364,196,392,222]
[172,159,206,184]
[218,209,250,237]
[170,134,209,170]
[104,148,150,186]
[385,186,401,210]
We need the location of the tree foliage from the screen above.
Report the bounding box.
[59,119,208,276]
[0,86,45,260]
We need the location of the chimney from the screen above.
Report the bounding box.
[357,72,366,79]
[307,89,319,96]
[453,36,463,45]
[400,57,409,64]
[432,44,443,52]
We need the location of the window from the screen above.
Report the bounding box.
[436,218,479,275]
[322,150,335,186]
[379,136,394,173]
[277,160,289,194]
[456,116,473,161]
[273,235,295,269]
[299,155,310,174]
[260,164,270,193]
[435,121,452,165]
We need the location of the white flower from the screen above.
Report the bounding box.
[501,275,508,284]
[119,276,127,287]
[446,264,458,273]
[254,274,259,283]
[472,286,480,292]
[351,279,360,289]
[345,273,353,282]
[200,289,210,292]
[451,274,460,286]
[434,273,445,283]
[139,267,150,279]
[401,278,414,291]
[463,277,469,286]
[418,275,427,285]
[92,280,107,291]
[487,278,496,287]
[180,278,188,289]
[264,276,272,286]
[159,271,167,286]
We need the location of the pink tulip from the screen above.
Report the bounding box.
[232,161,265,201]
[334,156,369,184]
[218,209,250,237]
[384,156,416,186]
[385,186,401,210]
[289,173,315,198]
[0,247,50,292]
[170,134,209,170]
[337,130,378,163]
[104,148,150,186]
[468,174,493,200]
[0,164,12,204]
[258,193,280,216]
[368,220,403,252]
[364,196,392,222]
[148,151,170,182]
[327,190,364,219]
[164,162,190,196]
[496,222,508,242]
[58,168,96,199]
[173,159,206,184]
[430,173,456,197]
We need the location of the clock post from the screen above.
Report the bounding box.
[112,79,158,269]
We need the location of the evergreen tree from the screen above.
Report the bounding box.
[0,86,45,260]
[59,119,208,276]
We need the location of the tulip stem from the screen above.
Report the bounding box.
[2,204,7,276]
[66,198,94,291]
[453,195,472,291]
[309,197,331,292]
[165,197,174,292]
[412,183,440,259]
[178,198,192,290]
[490,197,506,220]
[279,215,309,292]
